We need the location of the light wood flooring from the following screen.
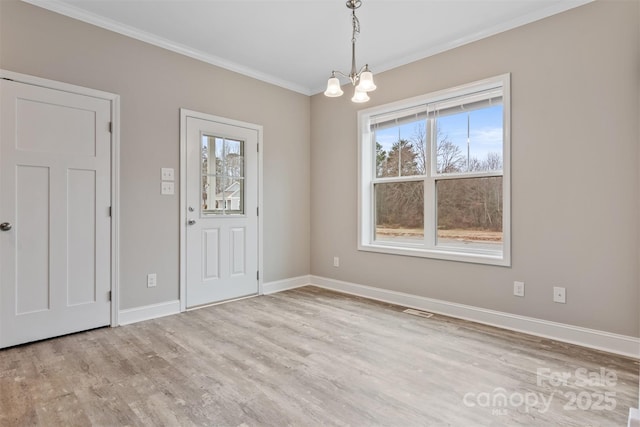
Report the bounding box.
[1,286,638,426]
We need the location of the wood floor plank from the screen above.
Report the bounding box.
[0,286,637,426]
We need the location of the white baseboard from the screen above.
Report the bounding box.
[262,275,311,295]
[118,300,181,326]
[309,275,640,359]
[118,274,313,326]
[115,275,639,358]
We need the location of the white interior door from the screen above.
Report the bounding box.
[0,78,112,348]
[185,115,259,307]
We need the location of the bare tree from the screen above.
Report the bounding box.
[484,152,502,171]
[410,124,428,175]
[437,139,464,173]
[376,181,424,229]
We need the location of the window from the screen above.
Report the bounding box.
[358,74,510,266]
[201,135,245,215]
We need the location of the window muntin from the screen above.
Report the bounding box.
[201,135,245,215]
[359,74,510,266]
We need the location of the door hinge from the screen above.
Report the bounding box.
[108,290,112,301]
[257,207,259,216]
[108,206,112,217]
[257,144,259,152]
[257,271,260,280]
[108,122,113,133]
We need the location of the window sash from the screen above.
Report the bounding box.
[371,175,504,254]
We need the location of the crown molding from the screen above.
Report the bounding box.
[310,0,594,94]
[22,0,592,98]
[21,0,312,96]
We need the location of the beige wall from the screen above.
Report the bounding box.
[0,0,311,309]
[1,0,638,338]
[311,0,640,337]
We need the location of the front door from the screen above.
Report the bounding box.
[0,78,112,348]
[185,114,259,307]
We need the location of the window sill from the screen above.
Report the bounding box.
[358,242,511,267]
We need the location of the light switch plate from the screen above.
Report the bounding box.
[161,167,175,181]
[147,273,157,288]
[161,182,174,195]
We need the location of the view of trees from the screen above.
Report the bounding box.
[437,176,502,232]
[375,124,503,238]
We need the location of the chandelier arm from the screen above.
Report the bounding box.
[355,64,369,78]
[331,70,350,79]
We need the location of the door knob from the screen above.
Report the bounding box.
[0,222,12,231]
[188,219,196,226]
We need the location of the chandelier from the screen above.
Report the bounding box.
[324,0,376,103]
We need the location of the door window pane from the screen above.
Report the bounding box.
[201,135,244,215]
[374,181,424,242]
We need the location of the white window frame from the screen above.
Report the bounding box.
[357,74,511,266]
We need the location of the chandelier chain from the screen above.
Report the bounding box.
[352,11,360,43]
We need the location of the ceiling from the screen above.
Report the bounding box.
[24,0,592,95]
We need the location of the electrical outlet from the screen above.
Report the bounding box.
[161,167,174,181]
[333,257,340,267]
[147,273,157,288]
[553,286,566,303]
[161,182,174,195]
[513,281,525,297]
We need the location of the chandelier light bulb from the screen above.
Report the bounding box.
[324,77,344,97]
[351,87,370,103]
[357,70,376,92]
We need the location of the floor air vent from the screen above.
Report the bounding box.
[403,308,434,318]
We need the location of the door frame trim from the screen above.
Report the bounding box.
[179,109,264,312]
[0,69,121,327]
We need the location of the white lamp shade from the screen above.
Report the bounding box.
[351,87,370,103]
[324,77,344,97]
[357,71,377,92]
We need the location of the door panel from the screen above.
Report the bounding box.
[67,169,97,306]
[185,115,258,307]
[0,79,111,348]
[203,229,220,280]
[230,227,246,276]
[16,98,97,156]
[15,166,51,315]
